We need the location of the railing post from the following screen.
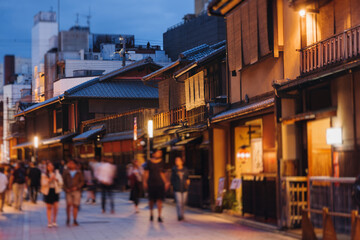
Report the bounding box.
[343,32,348,60]
[351,210,360,240]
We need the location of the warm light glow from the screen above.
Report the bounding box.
[148,120,153,138]
[299,9,306,17]
[326,128,342,145]
[34,136,39,148]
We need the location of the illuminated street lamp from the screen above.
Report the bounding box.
[33,136,39,162]
[147,120,153,160]
[148,120,153,138]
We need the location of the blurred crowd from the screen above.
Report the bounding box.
[0,150,191,228]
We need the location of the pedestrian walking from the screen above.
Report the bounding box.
[143,150,169,222]
[5,165,14,206]
[0,167,8,213]
[128,159,144,213]
[63,159,84,226]
[84,163,96,204]
[96,158,116,214]
[27,162,41,203]
[171,157,190,221]
[9,162,26,211]
[41,162,63,228]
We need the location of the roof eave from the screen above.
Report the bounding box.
[14,96,63,117]
[142,60,182,82]
[208,0,244,16]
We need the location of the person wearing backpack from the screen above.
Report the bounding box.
[9,162,26,211]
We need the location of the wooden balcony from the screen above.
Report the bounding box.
[153,106,187,129]
[187,105,207,126]
[301,24,360,75]
[153,105,207,129]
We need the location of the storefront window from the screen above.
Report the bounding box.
[234,118,263,175]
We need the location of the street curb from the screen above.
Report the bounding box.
[164,199,301,239]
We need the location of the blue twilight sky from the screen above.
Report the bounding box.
[0,0,194,63]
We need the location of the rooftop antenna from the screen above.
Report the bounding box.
[86,7,91,30]
[75,13,79,26]
[58,0,60,33]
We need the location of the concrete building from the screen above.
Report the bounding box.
[44,27,170,100]
[3,83,31,163]
[163,1,226,61]
[0,63,3,92]
[31,11,58,103]
[2,55,32,163]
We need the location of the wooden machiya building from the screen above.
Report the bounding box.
[272,0,360,232]
[209,0,360,233]
[208,0,282,224]
[14,58,161,164]
[143,41,227,208]
[76,108,156,190]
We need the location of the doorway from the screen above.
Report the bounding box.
[307,118,332,177]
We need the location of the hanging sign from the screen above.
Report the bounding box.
[134,117,137,141]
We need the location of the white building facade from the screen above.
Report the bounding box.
[31,11,58,103]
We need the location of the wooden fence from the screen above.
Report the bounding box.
[281,177,308,228]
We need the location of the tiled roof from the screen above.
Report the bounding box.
[99,57,162,82]
[73,125,105,142]
[17,59,160,116]
[142,40,226,81]
[211,97,274,123]
[174,44,226,78]
[65,80,158,99]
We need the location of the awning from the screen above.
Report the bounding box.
[41,133,76,145]
[73,125,105,142]
[175,137,201,146]
[12,141,33,149]
[211,98,274,123]
[100,130,144,143]
[281,107,337,125]
[153,138,179,149]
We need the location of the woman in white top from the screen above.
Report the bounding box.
[41,162,63,228]
[128,159,144,213]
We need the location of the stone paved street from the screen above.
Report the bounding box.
[0,192,296,240]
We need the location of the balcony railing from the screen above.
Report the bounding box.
[301,24,360,74]
[187,105,207,126]
[153,106,187,129]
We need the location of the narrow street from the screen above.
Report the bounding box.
[0,192,296,240]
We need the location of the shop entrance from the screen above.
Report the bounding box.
[233,114,277,220]
[306,118,332,177]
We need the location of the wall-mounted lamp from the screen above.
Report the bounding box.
[299,9,306,17]
[326,127,342,145]
[34,136,39,149]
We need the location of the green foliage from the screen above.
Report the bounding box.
[222,190,238,211]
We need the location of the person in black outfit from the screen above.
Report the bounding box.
[143,150,169,222]
[28,162,42,203]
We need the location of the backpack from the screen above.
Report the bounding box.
[16,169,26,184]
